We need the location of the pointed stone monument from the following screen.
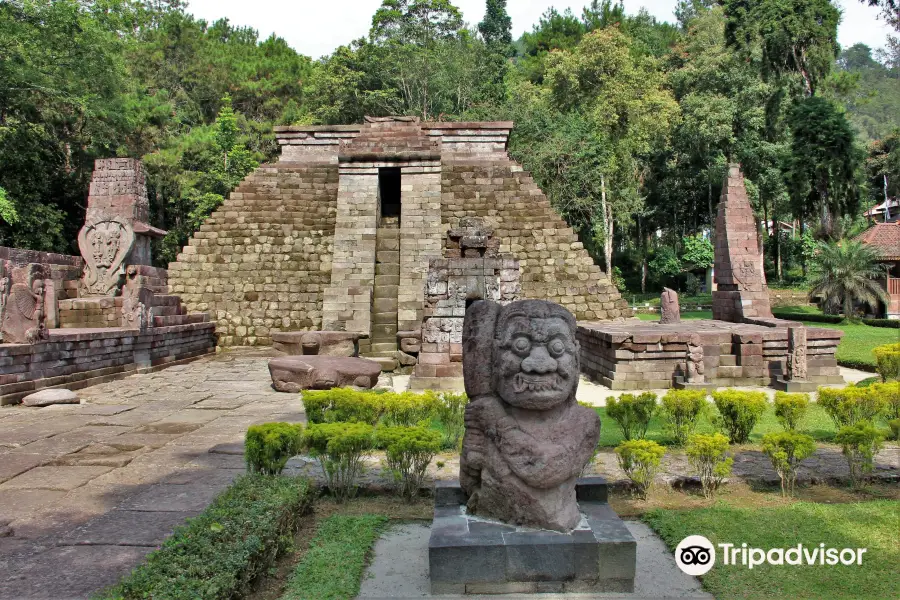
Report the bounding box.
[712,164,773,322]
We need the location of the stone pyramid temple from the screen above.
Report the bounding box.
[168,117,627,368]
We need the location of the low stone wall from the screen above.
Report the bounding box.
[0,323,217,405]
[577,320,843,390]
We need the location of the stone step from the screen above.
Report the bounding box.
[373,284,399,297]
[374,275,400,287]
[370,342,399,353]
[372,314,398,327]
[372,323,398,337]
[373,298,398,313]
[367,356,399,372]
[376,263,400,276]
[375,250,400,263]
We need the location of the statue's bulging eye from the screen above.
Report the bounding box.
[512,336,531,355]
[548,338,566,357]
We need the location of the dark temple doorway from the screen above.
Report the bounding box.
[379,167,401,227]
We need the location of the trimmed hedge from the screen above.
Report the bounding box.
[861,318,900,329]
[772,312,843,324]
[97,475,313,600]
[245,422,304,475]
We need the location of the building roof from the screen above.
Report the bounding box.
[856,221,900,260]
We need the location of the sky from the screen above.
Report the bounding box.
[184,0,894,59]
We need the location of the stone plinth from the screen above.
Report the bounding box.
[712,164,773,322]
[429,479,635,594]
[268,356,381,392]
[577,319,844,390]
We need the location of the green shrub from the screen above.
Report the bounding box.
[761,431,816,497]
[245,422,304,475]
[861,318,900,328]
[873,343,900,382]
[660,390,708,446]
[614,439,666,500]
[772,311,843,323]
[98,475,313,600]
[375,426,442,501]
[382,391,439,427]
[889,419,900,442]
[606,392,657,441]
[711,390,768,444]
[878,382,900,440]
[303,422,374,502]
[434,391,469,449]
[834,423,886,488]
[817,386,887,428]
[301,388,384,425]
[686,433,733,498]
[773,392,810,431]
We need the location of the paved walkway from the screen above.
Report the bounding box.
[0,349,301,599]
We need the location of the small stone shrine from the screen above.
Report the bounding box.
[78,159,166,297]
[429,299,636,594]
[0,159,216,405]
[712,164,773,321]
[410,217,521,390]
[576,164,844,390]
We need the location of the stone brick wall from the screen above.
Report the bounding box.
[168,164,338,346]
[0,323,216,405]
[440,160,629,322]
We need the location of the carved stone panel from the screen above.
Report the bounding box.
[787,326,808,381]
[78,218,135,297]
[120,265,153,331]
[1,263,49,344]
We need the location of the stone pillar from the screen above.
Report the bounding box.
[321,165,378,340]
[712,164,773,322]
[78,159,166,297]
[786,326,808,381]
[398,163,444,334]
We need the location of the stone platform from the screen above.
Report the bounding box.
[577,319,844,390]
[429,478,636,594]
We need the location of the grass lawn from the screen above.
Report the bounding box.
[594,403,840,447]
[643,500,900,600]
[280,514,387,600]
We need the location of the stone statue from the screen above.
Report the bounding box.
[459,299,600,532]
[1,264,49,344]
[659,287,681,324]
[685,333,705,384]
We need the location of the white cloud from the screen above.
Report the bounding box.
[184,0,894,59]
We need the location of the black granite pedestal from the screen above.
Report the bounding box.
[428,477,636,595]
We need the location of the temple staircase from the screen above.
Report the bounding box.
[366,219,400,370]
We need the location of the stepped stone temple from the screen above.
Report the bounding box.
[168,116,628,372]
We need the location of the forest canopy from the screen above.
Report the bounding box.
[0,0,897,290]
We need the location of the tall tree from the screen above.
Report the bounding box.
[788,96,862,234]
[478,0,512,48]
[541,28,679,274]
[722,0,840,96]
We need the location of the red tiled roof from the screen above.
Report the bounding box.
[856,222,900,260]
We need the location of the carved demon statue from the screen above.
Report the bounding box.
[460,299,600,532]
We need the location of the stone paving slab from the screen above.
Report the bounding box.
[0,349,289,599]
[60,509,199,547]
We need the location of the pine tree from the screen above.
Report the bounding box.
[478,0,512,51]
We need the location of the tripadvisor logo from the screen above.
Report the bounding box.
[675,535,868,576]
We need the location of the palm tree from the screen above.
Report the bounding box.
[808,240,889,318]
